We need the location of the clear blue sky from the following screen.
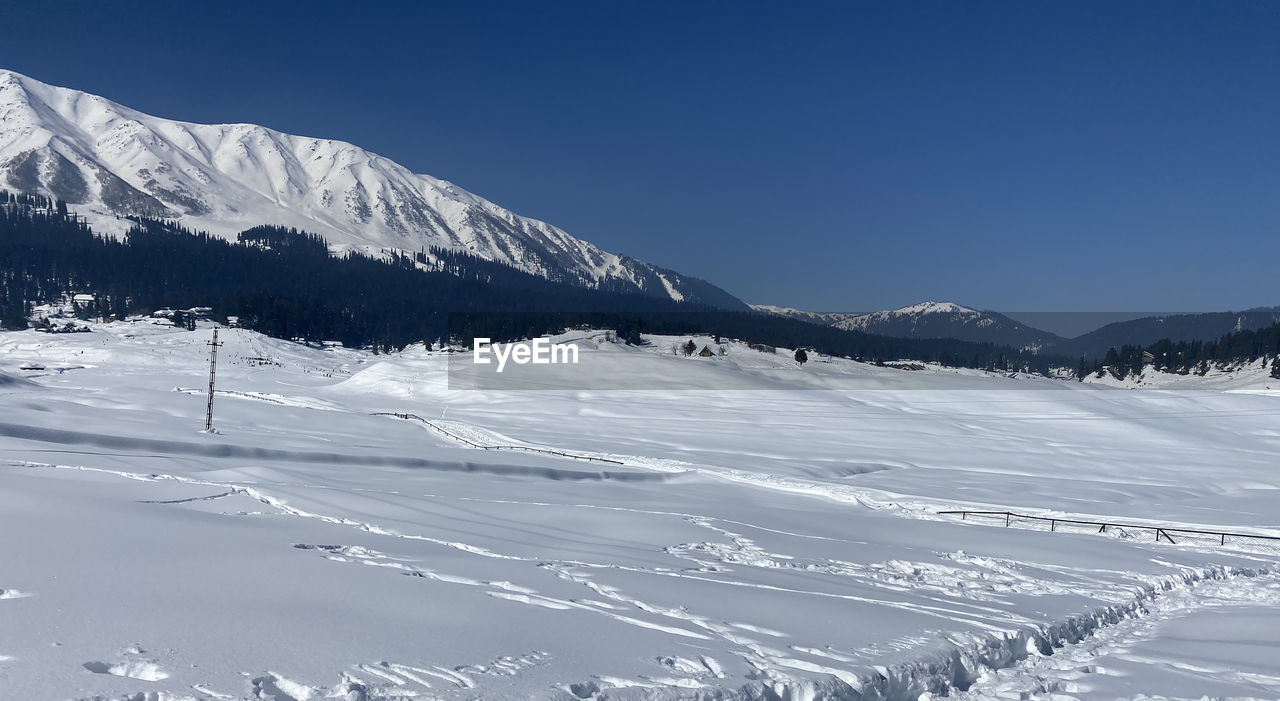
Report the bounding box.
[3,1,1277,313]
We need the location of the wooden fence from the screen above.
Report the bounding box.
[939,509,1280,551]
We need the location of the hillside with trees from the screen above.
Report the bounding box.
[2,191,1078,373]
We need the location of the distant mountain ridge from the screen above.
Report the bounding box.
[747,305,866,326]
[753,301,1065,351]
[1057,309,1280,358]
[0,69,745,309]
[754,301,1280,358]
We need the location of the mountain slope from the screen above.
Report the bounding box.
[0,69,744,309]
[755,301,1066,350]
[1058,309,1280,359]
[757,301,1280,359]
[748,304,868,326]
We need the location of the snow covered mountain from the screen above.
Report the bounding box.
[757,302,1280,358]
[0,69,744,308]
[746,304,866,326]
[755,301,1066,350]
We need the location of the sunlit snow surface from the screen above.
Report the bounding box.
[1,322,1279,700]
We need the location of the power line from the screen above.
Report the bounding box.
[205,328,223,432]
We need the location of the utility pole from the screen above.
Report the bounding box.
[205,328,223,432]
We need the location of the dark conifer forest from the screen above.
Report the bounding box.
[3,191,1276,378]
[1087,325,1280,380]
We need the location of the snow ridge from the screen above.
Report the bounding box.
[857,565,1272,701]
[754,301,1064,350]
[833,301,981,332]
[0,69,741,307]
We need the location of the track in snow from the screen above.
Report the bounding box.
[947,570,1280,700]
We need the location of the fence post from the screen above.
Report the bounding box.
[1005,513,1010,527]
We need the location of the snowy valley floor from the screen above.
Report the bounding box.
[2,323,1279,700]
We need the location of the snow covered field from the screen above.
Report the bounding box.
[2,322,1279,700]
